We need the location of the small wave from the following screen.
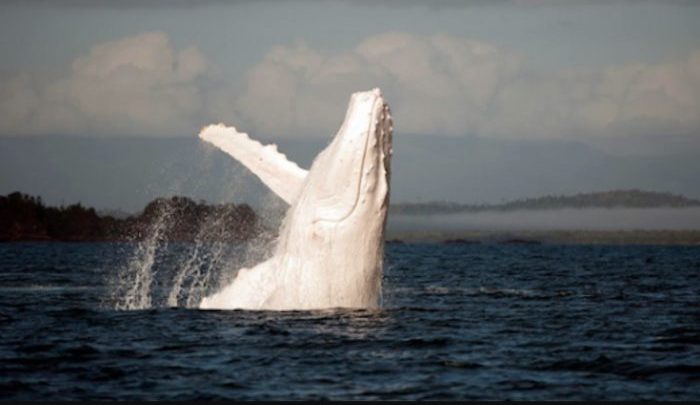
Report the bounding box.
[425,286,564,299]
[397,337,451,348]
[0,380,36,395]
[0,312,14,324]
[654,327,700,345]
[498,379,549,391]
[654,335,700,345]
[15,343,55,354]
[0,285,98,292]
[90,366,128,381]
[441,359,483,369]
[474,287,542,298]
[534,354,700,379]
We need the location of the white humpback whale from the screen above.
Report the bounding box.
[198,88,393,310]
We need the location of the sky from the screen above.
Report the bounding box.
[1,0,699,208]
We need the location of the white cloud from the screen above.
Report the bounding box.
[237,32,700,140]
[236,33,522,137]
[1,31,699,141]
[0,31,235,136]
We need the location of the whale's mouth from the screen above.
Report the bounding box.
[313,89,389,224]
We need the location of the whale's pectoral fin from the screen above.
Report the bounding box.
[199,124,308,204]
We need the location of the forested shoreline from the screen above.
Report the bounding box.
[0,192,265,242]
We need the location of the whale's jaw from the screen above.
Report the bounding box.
[198,89,393,310]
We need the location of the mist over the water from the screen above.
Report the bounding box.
[389,208,700,232]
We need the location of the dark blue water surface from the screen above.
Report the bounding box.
[1,242,699,400]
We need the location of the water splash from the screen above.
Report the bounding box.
[166,243,202,308]
[109,199,277,311]
[185,240,226,308]
[112,204,173,310]
[167,214,232,308]
[108,129,282,311]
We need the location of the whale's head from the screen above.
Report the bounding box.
[304,88,392,225]
[278,88,393,301]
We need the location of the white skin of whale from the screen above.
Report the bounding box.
[198,88,393,310]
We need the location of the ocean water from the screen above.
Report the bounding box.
[0,242,698,400]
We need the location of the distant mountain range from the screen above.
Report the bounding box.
[390,189,700,215]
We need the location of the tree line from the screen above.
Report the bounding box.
[0,192,266,242]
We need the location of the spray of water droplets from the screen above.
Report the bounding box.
[106,138,285,311]
[111,204,173,310]
[108,201,278,311]
[166,215,233,308]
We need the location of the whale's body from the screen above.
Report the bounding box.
[198,89,393,310]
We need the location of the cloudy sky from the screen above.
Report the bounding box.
[1,1,699,208]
